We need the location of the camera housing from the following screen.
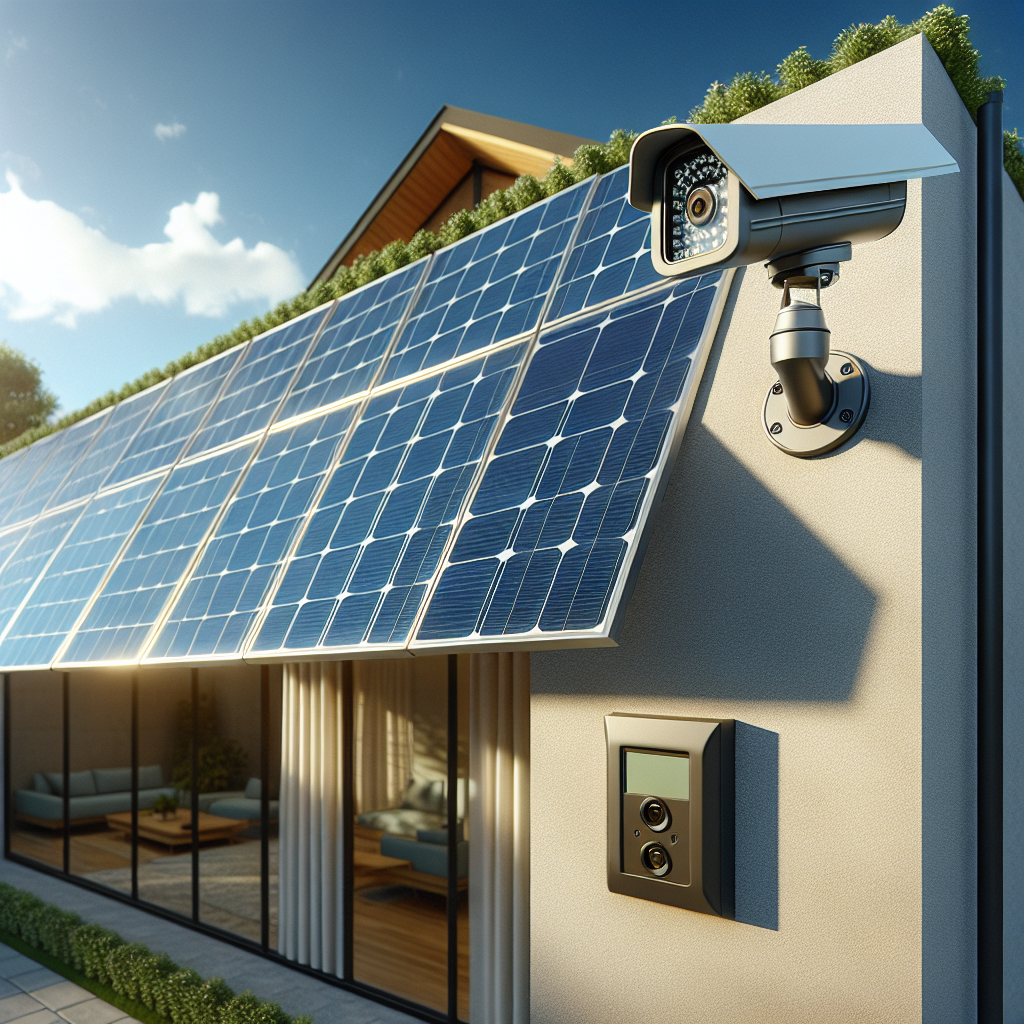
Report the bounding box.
[628,122,957,278]
[606,714,735,918]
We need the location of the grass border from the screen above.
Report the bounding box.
[0,927,172,1024]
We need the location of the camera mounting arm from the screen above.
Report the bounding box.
[627,122,959,457]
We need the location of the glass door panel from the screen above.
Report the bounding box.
[136,666,193,916]
[7,671,64,870]
[68,669,132,889]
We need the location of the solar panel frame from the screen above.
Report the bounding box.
[409,269,734,653]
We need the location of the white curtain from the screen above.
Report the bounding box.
[278,661,345,976]
[353,660,415,812]
[470,652,530,1024]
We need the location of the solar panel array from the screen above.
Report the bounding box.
[0,167,730,668]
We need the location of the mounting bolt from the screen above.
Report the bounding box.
[841,362,854,376]
[772,382,784,395]
[634,829,641,838]
[839,409,854,423]
[770,422,783,435]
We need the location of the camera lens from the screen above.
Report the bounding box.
[686,186,716,226]
[640,796,670,832]
[641,842,671,877]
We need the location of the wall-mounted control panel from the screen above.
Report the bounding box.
[606,714,734,918]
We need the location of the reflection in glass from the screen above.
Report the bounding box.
[198,665,269,942]
[68,670,133,889]
[8,671,65,870]
[352,656,467,1014]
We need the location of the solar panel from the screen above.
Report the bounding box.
[379,181,592,386]
[0,477,162,669]
[0,412,110,528]
[57,442,256,666]
[545,166,663,324]
[148,406,357,661]
[0,506,84,639]
[45,382,170,510]
[248,343,526,658]
[185,305,334,457]
[103,347,244,488]
[279,263,426,422]
[414,273,727,647]
[0,432,70,529]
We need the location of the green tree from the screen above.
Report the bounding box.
[0,342,58,444]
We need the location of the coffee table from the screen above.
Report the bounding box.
[106,810,249,851]
[353,850,411,889]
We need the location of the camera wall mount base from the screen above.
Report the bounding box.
[762,350,870,458]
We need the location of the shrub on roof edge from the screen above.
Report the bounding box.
[0,882,312,1024]
[2,5,1019,463]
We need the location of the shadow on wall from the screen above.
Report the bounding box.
[847,363,922,462]
[735,721,778,930]
[539,423,878,701]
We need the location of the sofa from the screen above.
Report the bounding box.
[208,778,279,821]
[15,766,177,827]
[13,766,259,828]
[380,823,468,894]
[356,778,462,838]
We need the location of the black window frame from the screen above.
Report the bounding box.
[3,662,468,1024]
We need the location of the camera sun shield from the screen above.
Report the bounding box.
[606,714,734,918]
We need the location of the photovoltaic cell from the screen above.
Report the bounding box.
[186,307,331,457]
[545,166,663,324]
[379,181,591,385]
[150,407,356,660]
[0,449,29,511]
[279,264,425,422]
[58,443,255,665]
[104,348,243,487]
[45,383,170,510]
[416,275,723,644]
[249,345,525,657]
[1,413,109,527]
[0,477,162,668]
[0,506,83,639]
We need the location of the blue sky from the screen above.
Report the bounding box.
[1,0,1020,415]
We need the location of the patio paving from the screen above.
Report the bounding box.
[0,944,138,1024]
[0,859,416,1024]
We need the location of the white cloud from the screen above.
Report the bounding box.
[154,122,186,141]
[0,173,304,327]
[5,34,27,62]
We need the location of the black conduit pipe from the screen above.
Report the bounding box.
[977,89,1004,1024]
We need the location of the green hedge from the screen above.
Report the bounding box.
[0,883,312,1024]
[1,4,1018,463]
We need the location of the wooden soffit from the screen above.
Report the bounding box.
[312,106,596,284]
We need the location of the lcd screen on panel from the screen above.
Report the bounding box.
[625,750,689,800]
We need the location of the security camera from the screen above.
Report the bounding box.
[628,124,959,456]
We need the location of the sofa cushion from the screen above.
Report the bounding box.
[356,808,445,838]
[138,765,164,789]
[244,777,261,800]
[45,770,96,797]
[32,773,52,793]
[380,834,468,878]
[208,797,280,821]
[93,767,132,794]
[416,821,463,844]
[401,779,445,813]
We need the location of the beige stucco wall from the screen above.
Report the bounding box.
[529,35,1004,1023]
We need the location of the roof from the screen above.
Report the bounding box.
[310,105,596,286]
